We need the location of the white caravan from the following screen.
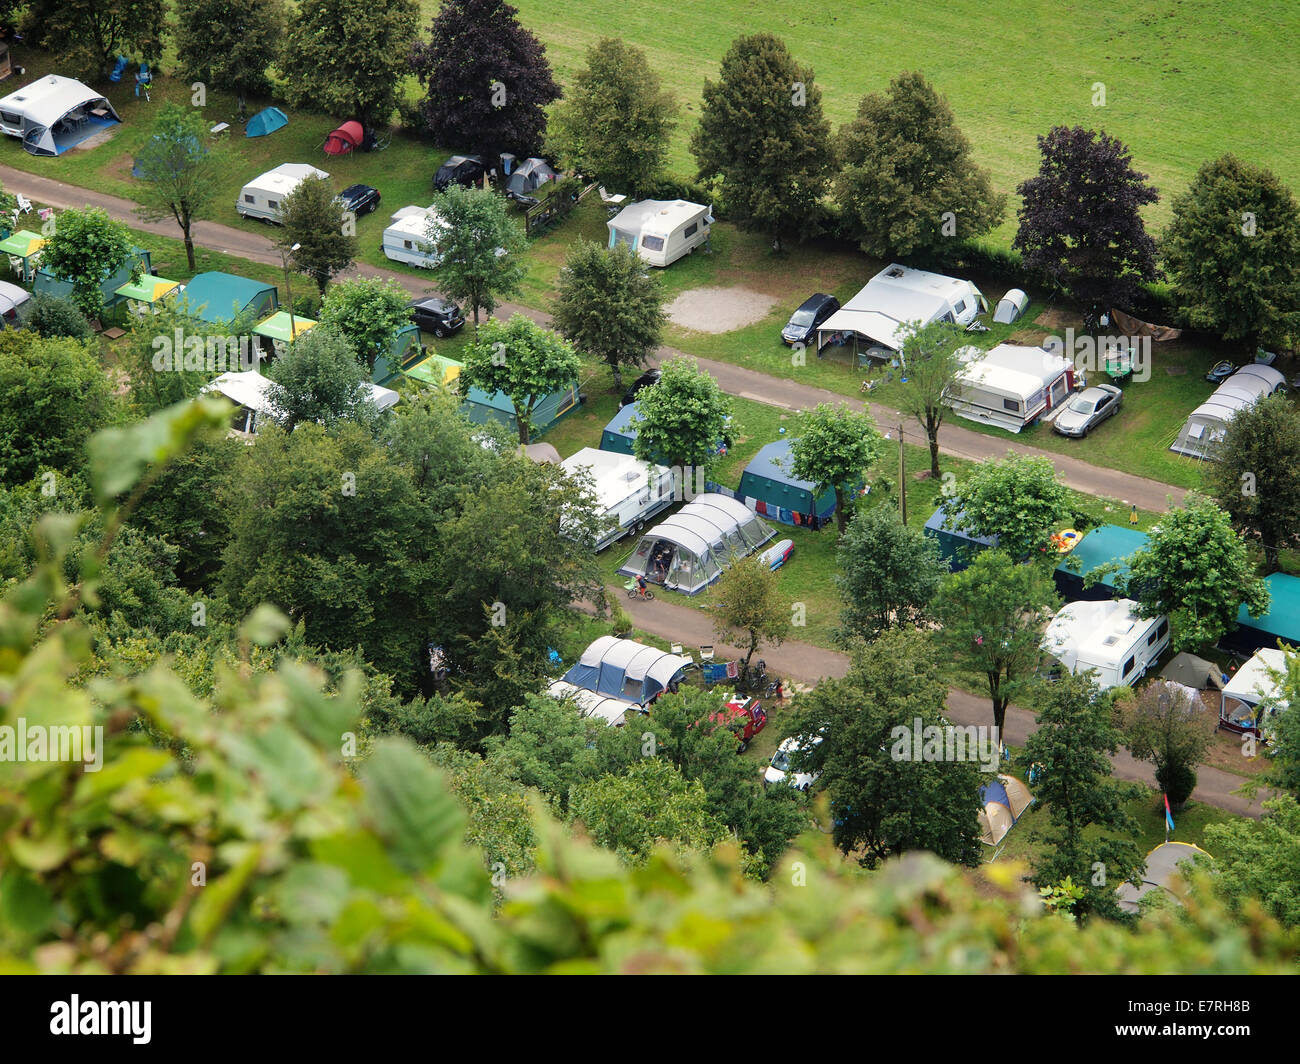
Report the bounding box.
[381,205,449,268]
[237,163,330,223]
[1042,599,1170,690]
[946,343,1075,433]
[1220,647,1291,736]
[560,447,676,551]
[607,199,712,267]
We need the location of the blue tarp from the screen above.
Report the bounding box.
[246,107,288,138]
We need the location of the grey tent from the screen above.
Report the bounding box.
[993,288,1029,324]
[1160,653,1225,691]
[559,636,688,707]
[1116,842,1212,914]
[505,157,557,201]
[1169,364,1285,459]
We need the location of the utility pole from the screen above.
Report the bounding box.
[897,423,907,525]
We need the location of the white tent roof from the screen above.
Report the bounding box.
[819,263,984,350]
[608,199,710,237]
[954,343,1070,399]
[204,370,399,418]
[0,75,114,126]
[244,163,329,197]
[649,493,764,550]
[1171,364,1286,458]
[1222,648,1290,709]
[545,679,641,726]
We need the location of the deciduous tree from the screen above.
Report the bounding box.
[787,403,882,535]
[950,452,1071,563]
[275,175,358,298]
[711,552,790,678]
[836,505,944,642]
[1121,682,1216,807]
[24,0,166,71]
[266,326,385,432]
[629,356,732,479]
[40,207,139,321]
[319,277,414,370]
[176,0,287,116]
[895,320,965,478]
[426,185,528,332]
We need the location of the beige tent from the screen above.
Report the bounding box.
[1160,652,1224,691]
[1116,841,1212,913]
[1110,307,1182,342]
[978,774,1035,846]
[522,442,561,465]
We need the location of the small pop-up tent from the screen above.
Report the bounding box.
[1116,842,1212,914]
[245,106,288,138]
[736,439,836,529]
[1053,524,1148,601]
[1160,652,1225,692]
[181,272,278,324]
[1221,572,1300,655]
[559,636,689,709]
[978,775,1034,846]
[505,157,558,201]
[322,121,364,156]
[617,493,775,595]
[993,288,1029,324]
[923,502,998,571]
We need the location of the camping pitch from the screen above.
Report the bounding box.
[1053,524,1147,601]
[617,493,775,595]
[735,439,836,529]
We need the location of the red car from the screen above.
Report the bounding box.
[710,696,767,752]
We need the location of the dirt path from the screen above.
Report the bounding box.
[602,588,1270,819]
[2,164,1188,513]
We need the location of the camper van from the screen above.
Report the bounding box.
[607,199,712,267]
[237,163,330,223]
[945,343,1075,433]
[1042,599,1170,691]
[381,205,448,269]
[560,447,676,552]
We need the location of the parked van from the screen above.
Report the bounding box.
[1042,599,1170,690]
[607,199,712,267]
[560,447,676,551]
[237,163,330,223]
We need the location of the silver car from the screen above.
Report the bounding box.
[1053,384,1122,438]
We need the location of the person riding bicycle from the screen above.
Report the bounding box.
[636,575,648,597]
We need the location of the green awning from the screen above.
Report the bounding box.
[252,311,316,342]
[0,230,45,257]
[116,276,182,303]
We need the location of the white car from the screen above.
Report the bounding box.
[763,734,822,791]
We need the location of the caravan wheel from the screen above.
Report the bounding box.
[634,519,645,533]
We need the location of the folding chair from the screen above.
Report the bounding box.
[699,645,714,663]
[15,193,32,214]
[671,642,695,669]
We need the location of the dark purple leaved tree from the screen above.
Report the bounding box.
[1013,126,1160,322]
[409,0,560,160]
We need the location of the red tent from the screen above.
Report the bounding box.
[323,121,364,156]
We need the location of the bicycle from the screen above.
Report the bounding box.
[627,585,655,601]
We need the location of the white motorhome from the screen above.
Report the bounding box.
[607,199,712,267]
[1042,599,1170,691]
[817,263,987,360]
[946,343,1075,433]
[560,447,676,551]
[237,163,330,223]
[381,205,449,268]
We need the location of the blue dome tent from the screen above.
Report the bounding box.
[245,107,288,138]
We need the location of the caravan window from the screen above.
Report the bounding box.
[1123,655,1136,678]
[684,222,698,238]
[404,240,414,250]
[1003,398,1021,413]
[953,299,967,314]
[0,111,22,127]
[641,235,665,252]
[267,200,279,210]
[1051,377,1068,404]
[244,194,256,204]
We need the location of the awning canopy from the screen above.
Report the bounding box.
[252,310,317,342]
[116,275,182,303]
[0,229,45,257]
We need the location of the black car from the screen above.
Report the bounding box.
[433,155,486,192]
[338,183,381,216]
[410,297,465,338]
[619,368,661,408]
[781,293,840,346]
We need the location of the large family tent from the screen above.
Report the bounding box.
[1220,647,1292,735]
[34,246,152,319]
[181,272,278,324]
[544,680,643,727]
[322,121,364,156]
[736,439,836,529]
[0,75,120,156]
[558,636,689,709]
[461,380,580,439]
[817,263,986,361]
[923,503,997,571]
[1169,364,1286,460]
[504,157,558,200]
[1117,842,1212,914]
[978,775,1035,847]
[617,494,775,595]
[1053,524,1147,601]
[245,106,288,138]
[1221,572,1300,654]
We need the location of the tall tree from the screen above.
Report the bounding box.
[551,240,666,392]
[23,0,166,70]
[1121,682,1215,808]
[426,185,528,333]
[1110,496,1270,652]
[0,331,115,489]
[280,0,419,129]
[833,71,1005,259]
[836,505,944,643]
[1204,796,1300,929]
[458,315,581,445]
[933,549,1059,732]
[1163,155,1300,354]
[951,452,1071,563]
[895,320,964,478]
[711,552,790,678]
[40,208,139,321]
[275,176,359,298]
[410,0,560,159]
[265,326,385,433]
[1204,394,1300,573]
[629,356,732,481]
[175,0,286,116]
[787,403,883,534]
[546,38,678,197]
[1014,126,1160,318]
[318,277,414,371]
[1022,670,1145,922]
[789,628,984,869]
[133,104,228,272]
[120,302,213,416]
[691,33,833,251]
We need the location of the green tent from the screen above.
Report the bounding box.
[252,311,316,343]
[33,246,152,317]
[1054,525,1148,601]
[1224,572,1300,654]
[181,272,278,324]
